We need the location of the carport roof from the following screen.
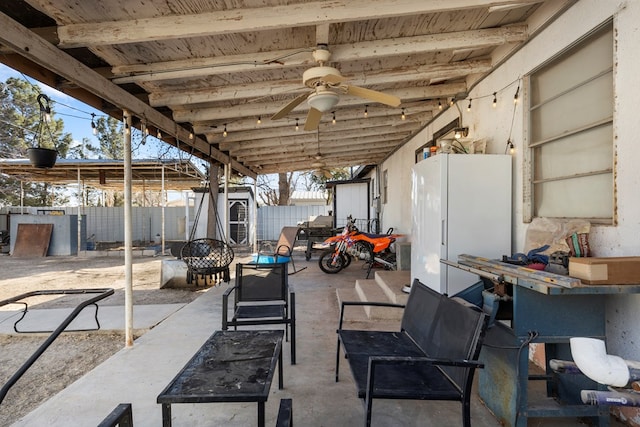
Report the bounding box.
[0,158,206,190]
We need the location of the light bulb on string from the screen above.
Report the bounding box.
[332,111,336,125]
[513,86,520,104]
[157,128,162,139]
[505,139,515,155]
[449,97,455,107]
[189,127,194,139]
[223,124,228,137]
[295,119,299,131]
[438,99,443,110]
[257,116,262,125]
[401,108,406,120]
[364,105,368,118]
[492,92,497,108]
[467,99,472,112]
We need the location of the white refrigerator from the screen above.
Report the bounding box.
[411,154,512,295]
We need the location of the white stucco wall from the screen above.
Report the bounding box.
[379,0,640,361]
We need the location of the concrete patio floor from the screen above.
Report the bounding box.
[8,254,626,426]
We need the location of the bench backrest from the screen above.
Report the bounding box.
[401,279,488,390]
[400,278,443,345]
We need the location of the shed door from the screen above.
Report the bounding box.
[229,199,248,245]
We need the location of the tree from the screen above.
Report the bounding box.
[257,172,300,206]
[0,78,72,207]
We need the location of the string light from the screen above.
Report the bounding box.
[506,139,515,155]
[223,124,228,137]
[513,85,520,104]
[157,128,162,139]
[257,116,262,125]
[492,92,497,108]
[467,99,472,112]
[449,97,455,107]
[364,105,368,118]
[295,118,299,131]
[144,125,149,136]
[332,111,336,125]
[401,108,406,120]
[189,126,194,139]
[438,99,443,110]
[90,113,97,135]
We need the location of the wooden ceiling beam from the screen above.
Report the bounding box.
[229,136,407,156]
[55,1,535,48]
[234,140,405,162]
[224,128,416,154]
[173,83,466,122]
[111,26,522,83]
[215,117,423,145]
[192,104,433,134]
[148,59,491,107]
[255,154,389,174]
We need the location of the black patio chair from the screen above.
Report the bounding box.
[222,262,296,364]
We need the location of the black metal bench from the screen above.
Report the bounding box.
[335,278,489,427]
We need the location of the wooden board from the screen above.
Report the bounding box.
[569,257,640,285]
[12,223,53,257]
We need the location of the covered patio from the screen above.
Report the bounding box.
[5,254,620,427]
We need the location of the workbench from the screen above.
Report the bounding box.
[449,255,640,427]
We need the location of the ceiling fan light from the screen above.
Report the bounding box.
[307,91,339,112]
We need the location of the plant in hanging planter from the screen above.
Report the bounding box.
[27,94,58,168]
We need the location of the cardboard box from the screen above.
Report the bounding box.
[569,257,640,285]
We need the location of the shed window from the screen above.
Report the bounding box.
[526,22,613,223]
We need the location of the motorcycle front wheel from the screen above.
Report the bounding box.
[318,250,348,274]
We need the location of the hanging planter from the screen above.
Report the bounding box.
[27,147,58,168]
[27,94,59,169]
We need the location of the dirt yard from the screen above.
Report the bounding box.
[0,253,220,426]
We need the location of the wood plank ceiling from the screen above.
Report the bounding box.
[0,0,575,178]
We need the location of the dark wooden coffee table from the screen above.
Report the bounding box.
[157,330,284,427]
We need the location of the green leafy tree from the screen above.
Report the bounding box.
[0,78,72,207]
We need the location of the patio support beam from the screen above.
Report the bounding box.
[123,111,134,348]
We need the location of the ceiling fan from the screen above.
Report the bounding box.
[271,44,402,131]
[311,129,332,178]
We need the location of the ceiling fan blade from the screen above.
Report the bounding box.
[304,108,323,131]
[271,92,311,120]
[323,73,347,84]
[345,85,401,107]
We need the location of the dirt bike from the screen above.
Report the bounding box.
[318,216,401,278]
